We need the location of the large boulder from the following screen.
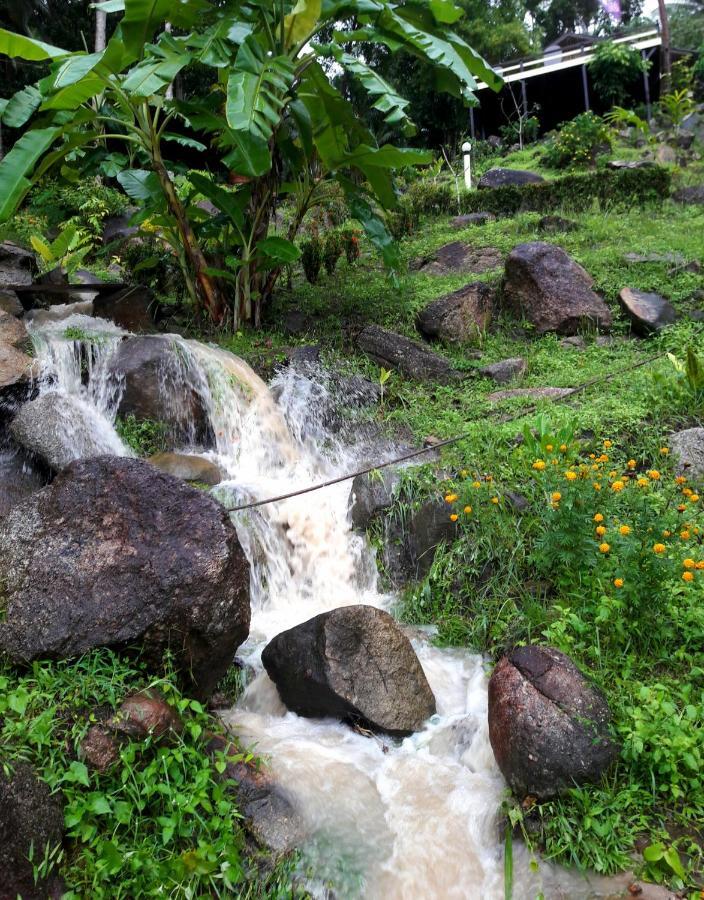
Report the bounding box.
[357,325,459,383]
[413,241,502,276]
[10,393,127,471]
[94,286,156,333]
[618,287,676,335]
[0,344,38,413]
[416,282,494,344]
[0,448,45,518]
[478,168,545,189]
[262,605,436,736]
[503,242,612,335]
[673,185,704,205]
[0,242,34,290]
[669,427,704,482]
[488,645,618,798]
[0,764,64,900]
[107,335,209,439]
[0,456,250,697]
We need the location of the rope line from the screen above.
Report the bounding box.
[224,352,665,513]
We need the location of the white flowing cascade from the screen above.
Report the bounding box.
[26,314,617,899]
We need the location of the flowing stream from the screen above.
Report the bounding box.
[25,314,627,900]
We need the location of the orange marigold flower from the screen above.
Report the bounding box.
[683,558,696,569]
[559,444,568,452]
[678,504,687,512]
[682,571,694,582]
[491,496,499,505]
[653,543,666,554]
[612,480,625,492]
[627,459,637,470]
[445,493,458,503]
[450,513,459,522]
[546,444,553,452]
[532,460,546,471]
[660,447,669,455]
[619,525,631,536]
[464,505,472,514]
[551,492,562,502]
[594,513,605,522]
[690,494,699,503]
[596,525,607,536]
[681,530,691,540]
[663,530,671,538]
[696,561,704,570]
[472,481,482,489]
[683,488,693,496]
[599,542,610,553]
[648,470,661,480]
[675,476,687,485]
[589,453,596,460]
[614,578,624,588]
[603,440,612,449]
[565,471,578,481]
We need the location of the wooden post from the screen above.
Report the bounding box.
[657,0,671,93]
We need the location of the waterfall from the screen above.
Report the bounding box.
[23,313,610,898]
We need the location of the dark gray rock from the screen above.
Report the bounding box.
[416,282,494,344]
[10,393,127,471]
[107,336,210,440]
[262,605,436,736]
[618,287,676,335]
[0,241,34,271]
[450,212,496,228]
[94,286,156,333]
[0,764,64,900]
[102,211,139,244]
[560,335,586,350]
[0,290,23,317]
[0,456,250,698]
[281,308,312,336]
[503,242,612,335]
[350,468,400,529]
[384,497,458,583]
[357,325,459,383]
[538,215,578,233]
[669,427,704,481]
[479,356,526,384]
[673,185,704,205]
[148,451,222,485]
[478,168,545,189]
[413,241,503,276]
[488,645,618,798]
[288,344,321,369]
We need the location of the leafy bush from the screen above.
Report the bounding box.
[300,236,323,284]
[659,89,697,130]
[543,112,612,169]
[115,416,170,457]
[323,231,344,276]
[588,41,650,107]
[341,227,361,264]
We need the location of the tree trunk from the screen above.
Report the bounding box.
[657,0,671,94]
[95,10,107,53]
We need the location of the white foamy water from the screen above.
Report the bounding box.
[28,313,617,899]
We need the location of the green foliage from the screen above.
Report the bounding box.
[604,106,651,142]
[652,347,704,410]
[543,112,612,169]
[30,223,91,275]
[499,115,540,146]
[322,230,343,276]
[659,89,697,131]
[588,41,650,107]
[300,235,323,284]
[115,415,169,457]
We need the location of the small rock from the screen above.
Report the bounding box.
[487,386,575,402]
[676,131,695,150]
[148,452,222,485]
[478,168,545,189]
[669,427,704,481]
[503,242,612,335]
[357,325,459,383]
[110,690,183,740]
[349,469,400,529]
[560,335,586,350]
[505,491,529,513]
[0,289,23,317]
[595,335,615,347]
[102,211,139,244]
[618,287,676,335]
[488,645,618,798]
[288,344,321,369]
[450,212,495,228]
[0,311,30,352]
[80,726,120,773]
[538,215,578,233]
[607,159,654,170]
[416,282,494,344]
[479,357,526,384]
[0,764,65,900]
[689,310,704,322]
[413,241,503,276]
[262,605,436,737]
[673,185,704,205]
[655,144,676,165]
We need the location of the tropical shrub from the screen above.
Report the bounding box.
[300,235,323,284]
[543,112,612,169]
[323,230,344,276]
[341,227,362,264]
[588,41,650,107]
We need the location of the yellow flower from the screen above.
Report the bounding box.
[683,558,696,569]
[552,459,559,465]
[565,471,578,481]
[690,494,699,503]
[681,530,691,540]
[559,444,568,452]
[675,476,687,485]
[612,480,625,492]
[546,444,553,452]
[678,504,687,512]
[609,470,618,479]
[593,482,602,491]
[450,513,459,522]
[663,530,671,538]
[599,542,610,554]
[614,578,624,588]
[464,505,472,514]
[619,525,631,536]
[637,478,649,488]
[551,492,562,502]
[648,470,661,480]
[653,543,666,554]
[589,453,596,460]
[683,488,693,496]
[696,561,704,570]
[682,571,694,582]
[491,496,499,505]
[460,470,468,478]
[660,447,669,456]
[603,440,612,448]
[594,513,605,522]
[627,459,637,470]
[445,493,458,504]
[599,455,609,463]
[596,525,607,536]
[532,460,546,471]
[472,481,482,489]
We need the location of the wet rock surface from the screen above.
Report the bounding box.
[478,356,526,384]
[669,427,704,481]
[357,325,460,383]
[0,311,29,350]
[0,764,65,900]
[262,605,436,736]
[413,241,503,276]
[416,282,494,344]
[0,448,46,518]
[488,645,618,798]
[94,286,156,333]
[384,497,458,583]
[349,468,400,529]
[0,290,24,317]
[0,456,250,698]
[503,242,612,335]
[148,451,222,485]
[618,287,676,335]
[478,168,545,189]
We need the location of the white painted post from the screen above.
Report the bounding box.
[461,141,472,190]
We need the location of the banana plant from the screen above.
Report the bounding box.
[0,0,501,328]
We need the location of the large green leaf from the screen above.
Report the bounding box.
[284,0,322,48]
[188,172,248,229]
[221,131,271,177]
[256,236,301,266]
[0,127,62,221]
[120,0,173,58]
[40,75,106,111]
[117,168,163,202]
[337,174,398,271]
[122,55,187,96]
[2,86,42,128]
[0,29,68,61]
[226,38,294,142]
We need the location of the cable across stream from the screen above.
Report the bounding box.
[224,352,665,513]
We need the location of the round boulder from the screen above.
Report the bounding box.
[416,282,494,344]
[488,645,618,798]
[478,168,545,189]
[0,456,250,698]
[262,605,436,736]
